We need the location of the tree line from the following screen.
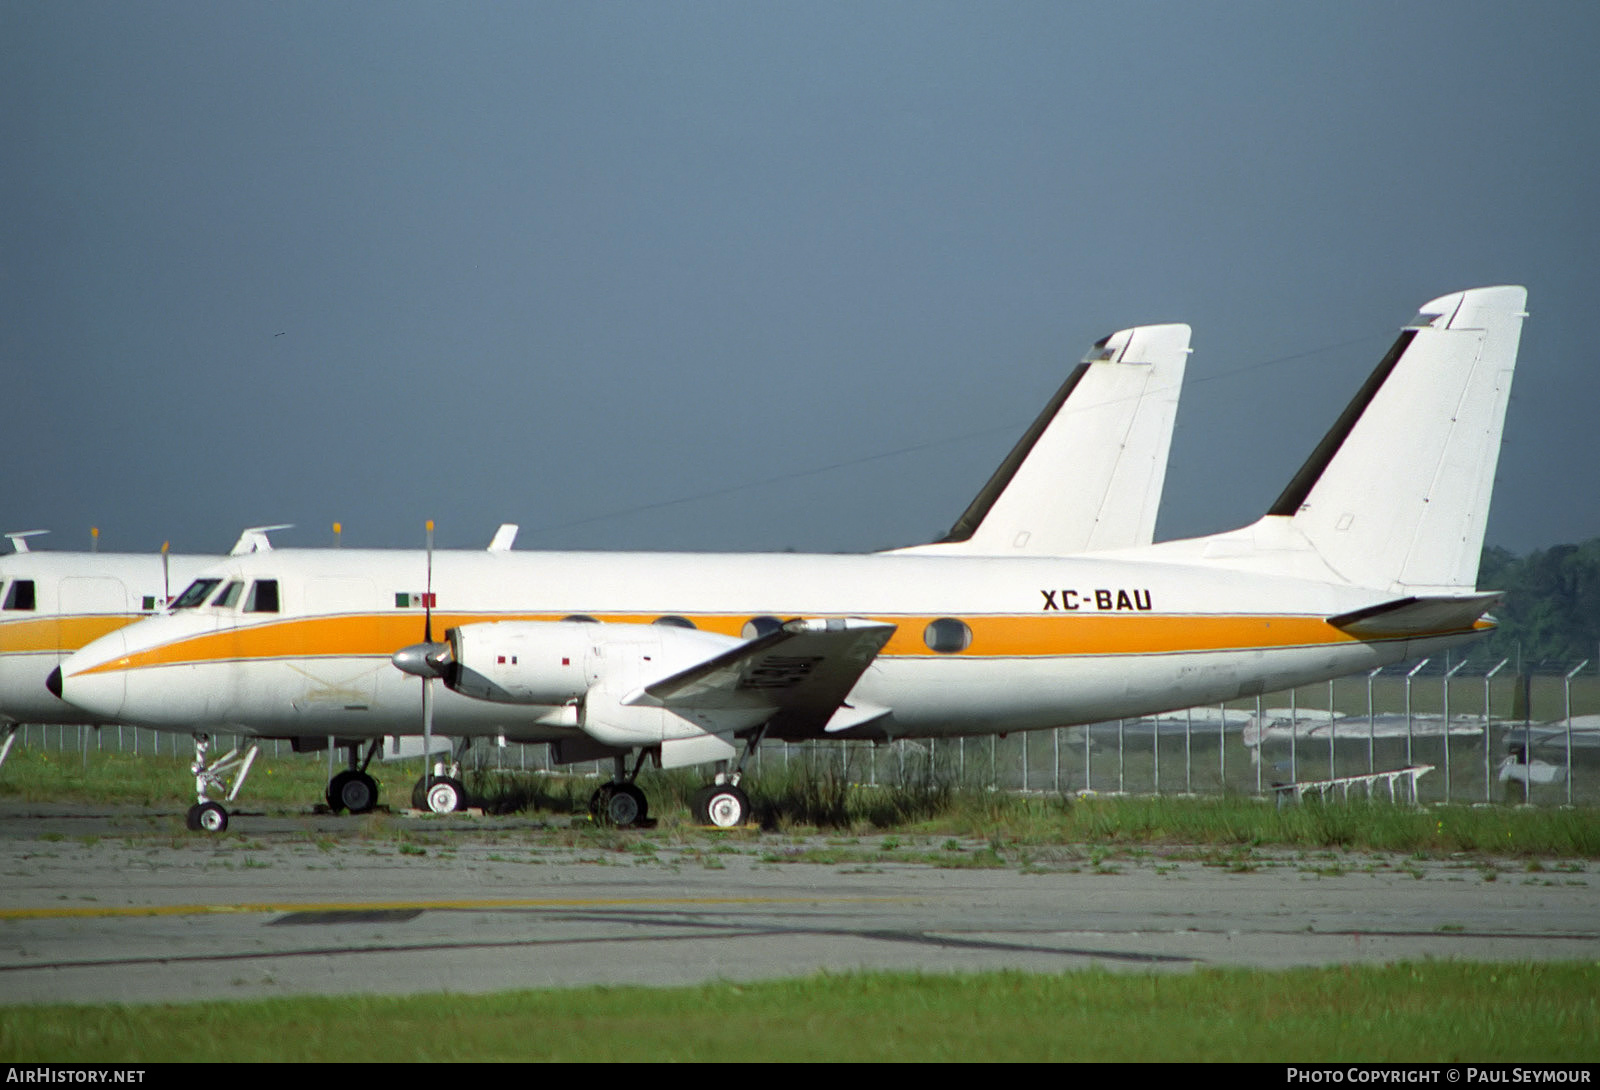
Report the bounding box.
[1478,538,1600,670]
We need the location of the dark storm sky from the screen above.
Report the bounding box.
[5,3,1595,557]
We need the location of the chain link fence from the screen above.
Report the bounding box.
[9,657,1598,808]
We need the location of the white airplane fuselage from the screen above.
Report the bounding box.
[0,552,216,726]
[58,546,1485,744]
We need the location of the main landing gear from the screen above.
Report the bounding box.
[412,744,468,814]
[326,740,381,814]
[184,733,260,834]
[690,778,752,828]
[589,733,762,829]
[589,753,652,828]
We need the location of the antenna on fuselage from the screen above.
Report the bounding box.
[161,542,170,608]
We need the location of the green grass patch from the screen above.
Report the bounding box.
[2,963,1594,1062]
[5,744,1598,859]
[0,746,418,808]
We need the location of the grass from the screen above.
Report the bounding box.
[4,743,1598,858]
[2,963,1595,1062]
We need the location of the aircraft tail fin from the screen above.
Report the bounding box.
[892,323,1189,557]
[1274,286,1525,593]
[1173,287,1526,594]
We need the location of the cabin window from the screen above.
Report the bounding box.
[653,615,696,629]
[211,581,244,609]
[742,615,783,639]
[244,579,279,613]
[923,617,972,654]
[2,580,34,611]
[562,614,599,623]
[172,579,221,609]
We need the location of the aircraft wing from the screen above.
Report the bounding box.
[1327,593,1502,638]
[626,617,895,736]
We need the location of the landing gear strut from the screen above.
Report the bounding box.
[326,740,381,814]
[183,733,259,834]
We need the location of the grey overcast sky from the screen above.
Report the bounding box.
[4,2,1596,557]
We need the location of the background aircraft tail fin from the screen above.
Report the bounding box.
[894,322,1189,557]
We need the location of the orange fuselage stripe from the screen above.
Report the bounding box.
[0,615,144,655]
[66,610,1433,676]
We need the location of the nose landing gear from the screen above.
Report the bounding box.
[183,733,259,834]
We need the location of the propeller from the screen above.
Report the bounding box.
[391,521,454,787]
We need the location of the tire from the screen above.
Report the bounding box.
[703,784,750,828]
[601,783,648,828]
[193,801,229,833]
[689,785,713,825]
[327,770,378,814]
[424,777,464,814]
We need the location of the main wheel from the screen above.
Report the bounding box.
[423,777,465,814]
[702,784,750,828]
[327,770,378,814]
[597,782,647,828]
[187,801,229,833]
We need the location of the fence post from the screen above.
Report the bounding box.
[1483,659,1509,803]
[1565,661,1590,807]
[1405,659,1431,769]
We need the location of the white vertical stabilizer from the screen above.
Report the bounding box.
[894,322,1189,556]
[1277,286,1525,593]
[1147,286,1526,595]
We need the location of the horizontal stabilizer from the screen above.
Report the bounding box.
[1327,593,1501,638]
[229,525,293,555]
[5,531,49,554]
[630,617,895,736]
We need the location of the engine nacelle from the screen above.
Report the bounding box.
[445,620,743,713]
[446,621,596,705]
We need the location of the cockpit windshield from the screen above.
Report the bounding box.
[211,581,244,609]
[171,578,222,609]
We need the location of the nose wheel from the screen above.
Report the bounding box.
[185,801,229,833]
[183,734,257,834]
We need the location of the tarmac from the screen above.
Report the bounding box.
[1,802,1595,1005]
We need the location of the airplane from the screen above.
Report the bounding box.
[55,288,1528,831]
[0,526,289,775]
[48,321,1193,830]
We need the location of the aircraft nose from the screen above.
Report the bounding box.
[57,631,128,721]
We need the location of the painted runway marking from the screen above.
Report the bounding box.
[0,895,910,921]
